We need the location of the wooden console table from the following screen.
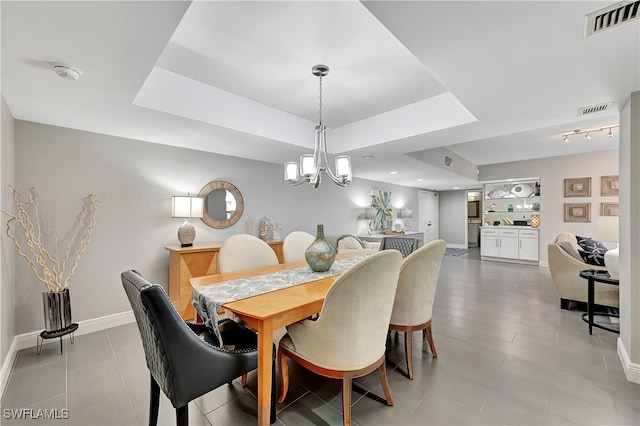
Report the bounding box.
[165,240,284,320]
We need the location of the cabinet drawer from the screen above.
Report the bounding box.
[499,229,518,237]
[481,228,500,236]
[518,230,539,239]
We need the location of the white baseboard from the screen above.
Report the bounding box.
[0,337,19,402]
[1,310,135,399]
[618,337,640,384]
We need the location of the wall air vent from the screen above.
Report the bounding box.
[578,102,615,116]
[444,155,453,168]
[585,1,639,37]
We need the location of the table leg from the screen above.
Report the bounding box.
[256,319,274,426]
[588,277,594,335]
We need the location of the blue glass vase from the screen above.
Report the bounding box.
[305,224,336,272]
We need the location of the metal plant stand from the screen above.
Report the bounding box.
[37,323,78,355]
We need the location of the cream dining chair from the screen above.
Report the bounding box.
[218,234,279,273]
[389,239,446,379]
[277,250,403,426]
[282,231,315,263]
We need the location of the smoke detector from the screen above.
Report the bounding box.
[52,64,82,80]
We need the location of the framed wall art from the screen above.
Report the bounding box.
[601,202,619,217]
[600,175,619,196]
[564,203,591,222]
[564,177,591,197]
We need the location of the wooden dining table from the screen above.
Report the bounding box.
[190,253,361,426]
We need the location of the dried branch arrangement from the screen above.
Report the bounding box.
[1,186,100,293]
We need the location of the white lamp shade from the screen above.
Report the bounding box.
[364,207,377,219]
[300,154,316,177]
[284,162,299,182]
[398,208,413,219]
[335,156,352,180]
[172,196,204,218]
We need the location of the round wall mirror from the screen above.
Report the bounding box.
[198,180,244,229]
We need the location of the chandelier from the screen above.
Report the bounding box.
[284,65,352,188]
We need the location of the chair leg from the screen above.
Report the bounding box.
[377,360,394,406]
[424,322,438,358]
[149,374,160,426]
[277,348,290,404]
[241,373,248,385]
[404,330,414,380]
[271,343,277,424]
[176,404,188,426]
[341,375,353,426]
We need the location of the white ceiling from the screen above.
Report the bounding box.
[2,1,638,190]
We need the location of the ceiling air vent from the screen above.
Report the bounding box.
[444,155,453,168]
[585,0,640,37]
[578,102,615,116]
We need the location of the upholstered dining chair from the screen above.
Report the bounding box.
[380,236,420,257]
[282,230,315,263]
[121,270,276,425]
[277,250,403,426]
[218,234,279,273]
[389,239,446,379]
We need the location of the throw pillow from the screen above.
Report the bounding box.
[576,236,608,266]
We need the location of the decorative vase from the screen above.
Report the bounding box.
[305,224,336,272]
[258,216,271,240]
[507,204,514,212]
[604,245,619,279]
[42,289,72,332]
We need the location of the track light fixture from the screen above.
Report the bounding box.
[561,124,619,142]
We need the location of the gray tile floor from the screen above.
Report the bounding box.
[2,248,639,425]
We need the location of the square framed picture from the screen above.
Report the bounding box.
[601,175,619,196]
[564,177,591,197]
[564,203,591,222]
[601,202,619,217]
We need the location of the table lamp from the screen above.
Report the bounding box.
[596,216,619,279]
[364,207,377,235]
[398,208,413,231]
[172,195,204,247]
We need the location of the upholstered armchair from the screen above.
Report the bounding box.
[282,230,315,263]
[277,250,402,426]
[389,239,446,379]
[218,234,279,273]
[120,270,275,425]
[548,232,617,309]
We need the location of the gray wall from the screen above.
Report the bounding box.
[438,190,467,247]
[479,149,619,265]
[619,91,640,378]
[12,120,419,334]
[1,96,16,367]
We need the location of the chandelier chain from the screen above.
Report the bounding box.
[318,74,323,126]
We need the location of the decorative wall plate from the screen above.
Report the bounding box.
[487,189,508,199]
[511,183,534,197]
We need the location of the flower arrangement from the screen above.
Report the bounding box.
[371,190,393,230]
[0,186,100,293]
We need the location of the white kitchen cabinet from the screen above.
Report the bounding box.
[518,229,539,261]
[481,227,539,264]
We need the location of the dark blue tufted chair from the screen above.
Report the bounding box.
[121,270,276,425]
[379,237,420,257]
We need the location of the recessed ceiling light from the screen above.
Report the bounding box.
[453,186,460,190]
[417,178,424,182]
[362,155,373,160]
[389,171,398,175]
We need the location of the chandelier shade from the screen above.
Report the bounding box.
[284,65,352,188]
